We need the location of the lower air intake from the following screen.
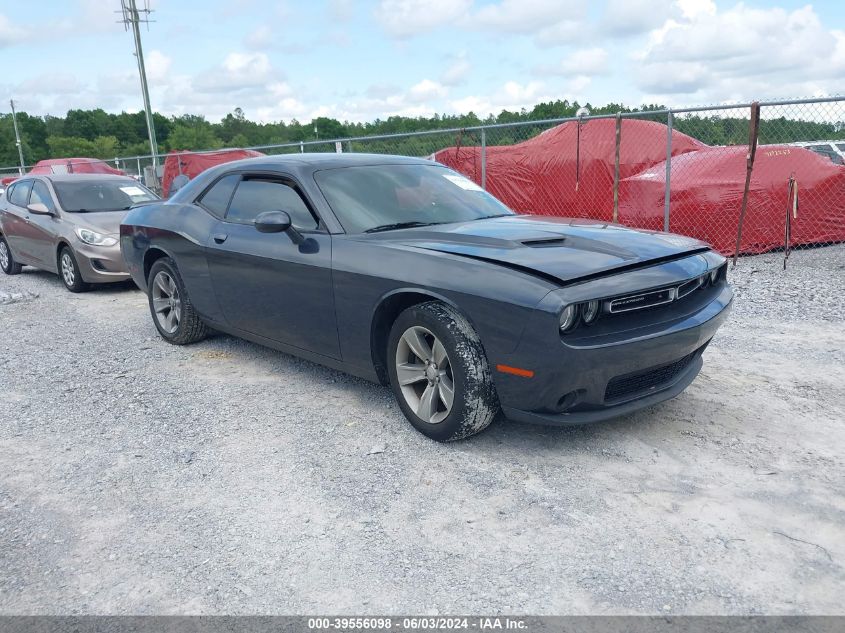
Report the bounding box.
[604,351,697,403]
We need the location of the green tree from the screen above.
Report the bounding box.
[47,135,97,157]
[167,120,223,151]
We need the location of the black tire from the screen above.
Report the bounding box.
[58,246,90,293]
[147,257,209,345]
[0,236,23,275]
[387,301,499,441]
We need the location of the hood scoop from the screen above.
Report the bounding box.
[521,237,567,248]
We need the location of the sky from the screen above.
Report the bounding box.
[1,0,844,123]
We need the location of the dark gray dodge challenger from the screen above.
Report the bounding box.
[121,153,732,441]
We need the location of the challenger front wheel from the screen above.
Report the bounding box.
[387,301,499,441]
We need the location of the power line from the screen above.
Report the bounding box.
[119,0,159,173]
[9,99,26,176]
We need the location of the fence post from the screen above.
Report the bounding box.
[480,128,487,190]
[613,113,621,223]
[663,110,674,232]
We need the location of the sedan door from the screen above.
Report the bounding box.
[2,180,36,264]
[204,174,341,359]
[23,180,61,270]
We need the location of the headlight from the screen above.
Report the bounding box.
[709,268,719,284]
[582,299,600,323]
[559,304,578,332]
[75,228,117,246]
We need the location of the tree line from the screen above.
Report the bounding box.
[1,100,842,168]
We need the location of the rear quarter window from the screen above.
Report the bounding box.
[197,174,240,218]
[9,181,32,207]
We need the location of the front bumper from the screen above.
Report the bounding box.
[74,240,130,284]
[494,281,732,427]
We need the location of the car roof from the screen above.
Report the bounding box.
[168,152,440,204]
[224,152,434,171]
[42,174,137,183]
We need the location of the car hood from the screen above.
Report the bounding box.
[68,210,129,236]
[366,215,710,285]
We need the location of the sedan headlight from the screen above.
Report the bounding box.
[559,304,579,332]
[75,228,117,247]
[709,268,719,284]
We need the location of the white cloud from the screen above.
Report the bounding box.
[473,0,584,34]
[536,47,609,77]
[601,0,674,36]
[193,52,278,93]
[534,20,587,48]
[245,25,273,50]
[635,3,845,102]
[374,0,471,38]
[450,80,556,117]
[0,13,29,48]
[441,52,470,86]
[328,0,355,21]
[145,50,172,83]
[408,79,448,102]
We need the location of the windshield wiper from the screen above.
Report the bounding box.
[364,221,442,233]
[476,213,512,220]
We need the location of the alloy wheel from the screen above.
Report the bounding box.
[151,270,182,334]
[394,325,455,424]
[0,241,9,270]
[61,252,76,287]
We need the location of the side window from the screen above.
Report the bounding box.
[197,174,240,218]
[9,181,32,207]
[226,178,318,229]
[29,181,56,212]
[836,143,845,152]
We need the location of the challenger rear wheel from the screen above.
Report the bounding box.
[147,257,208,345]
[387,301,498,441]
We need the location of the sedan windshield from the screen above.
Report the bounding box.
[53,179,159,212]
[314,164,514,233]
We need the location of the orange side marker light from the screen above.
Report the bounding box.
[496,364,534,378]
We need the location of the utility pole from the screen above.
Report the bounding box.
[120,0,159,172]
[9,99,26,175]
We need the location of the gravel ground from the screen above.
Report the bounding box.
[1,245,843,615]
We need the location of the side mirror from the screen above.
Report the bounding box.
[254,210,305,245]
[254,210,291,233]
[27,202,53,216]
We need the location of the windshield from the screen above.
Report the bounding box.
[313,164,514,233]
[53,179,159,212]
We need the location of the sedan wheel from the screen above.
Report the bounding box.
[61,252,75,286]
[0,237,23,275]
[58,247,89,292]
[387,301,499,441]
[151,271,182,334]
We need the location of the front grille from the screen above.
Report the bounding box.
[604,351,697,403]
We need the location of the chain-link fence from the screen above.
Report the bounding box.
[4,97,844,259]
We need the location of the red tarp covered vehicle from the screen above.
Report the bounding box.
[619,145,845,254]
[434,119,845,254]
[162,149,264,197]
[2,158,124,187]
[433,118,706,220]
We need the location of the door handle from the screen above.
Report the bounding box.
[212,233,228,244]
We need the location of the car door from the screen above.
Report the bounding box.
[204,173,341,359]
[2,180,36,265]
[23,179,60,269]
